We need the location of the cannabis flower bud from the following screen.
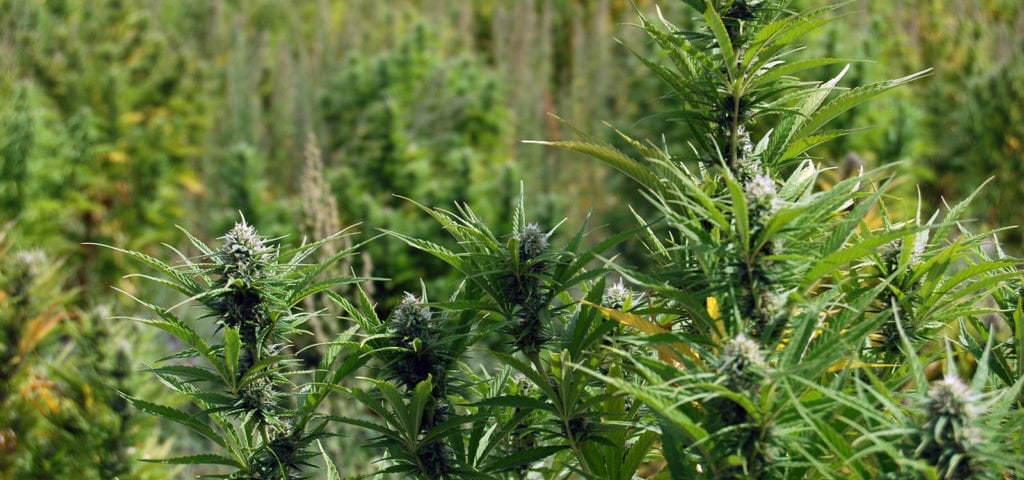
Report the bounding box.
[602,280,631,309]
[914,374,986,479]
[881,229,930,274]
[720,334,765,370]
[390,292,433,342]
[387,293,451,392]
[925,374,980,424]
[12,250,46,277]
[718,334,765,390]
[745,174,780,215]
[516,222,549,260]
[910,230,929,267]
[221,220,271,263]
[6,250,47,305]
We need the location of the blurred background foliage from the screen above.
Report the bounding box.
[0,0,1021,477]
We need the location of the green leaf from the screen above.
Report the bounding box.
[750,58,854,90]
[223,326,240,384]
[319,441,341,480]
[144,365,222,384]
[140,453,242,467]
[93,243,204,296]
[471,395,554,413]
[525,140,663,195]
[386,230,465,272]
[622,430,660,477]
[794,70,932,141]
[123,394,228,449]
[703,1,735,80]
[484,445,567,472]
[725,172,750,255]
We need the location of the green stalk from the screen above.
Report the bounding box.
[527,350,594,477]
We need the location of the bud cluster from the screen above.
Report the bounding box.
[386,293,452,393]
[4,250,47,309]
[516,223,550,261]
[220,221,274,273]
[717,333,766,391]
[912,375,987,479]
[745,174,780,217]
[211,221,275,337]
[506,222,552,353]
[385,293,457,478]
[706,334,773,478]
[602,280,632,309]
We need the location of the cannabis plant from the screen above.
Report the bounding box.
[108,220,368,478]
[0,230,164,479]
[533,0,1023,478]
[0,237,64,477]
[365,191,658,479]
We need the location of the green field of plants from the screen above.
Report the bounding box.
[1,1,1022,479]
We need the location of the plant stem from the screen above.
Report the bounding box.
[730,90,741,171]
[528,350,594,477]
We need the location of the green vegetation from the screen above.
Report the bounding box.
[1,1,1022,479]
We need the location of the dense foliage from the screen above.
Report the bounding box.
[2,1,1023,479]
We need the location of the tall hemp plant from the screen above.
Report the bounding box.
[341,192,654,479]
[106,221,369,478]
[110,1,1023,479]
[531,1,1023,479]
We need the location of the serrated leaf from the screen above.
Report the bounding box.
[703,1,735,80]
[794,70,931,141]
[123,394,227,448]
[223,327,240,384]
[319,441,341,480]
[525,140,663,195]
[471,395,554,413]
[140,453,242,467]
[484,445,567,472]
[144,365,222,384]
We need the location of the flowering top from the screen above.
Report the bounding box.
[602,280,631,309]
[717,333,766,391]
[926,374,980,421]
[516,223,550,261]
[745,174,781,216]
[390,292,433,342]
[221,221,271,261]
[720,333,766,371]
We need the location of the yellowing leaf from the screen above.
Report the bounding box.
[706,296,728,343]
[706,296,720,320]
[582,300,700,366]
[178,171,205,195]
[121,111,146,124]
[1007,135,1020,152]
[827,359,895,372]
[22,376,60,416]
[108,150,129,163]
[18,309,63,356]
